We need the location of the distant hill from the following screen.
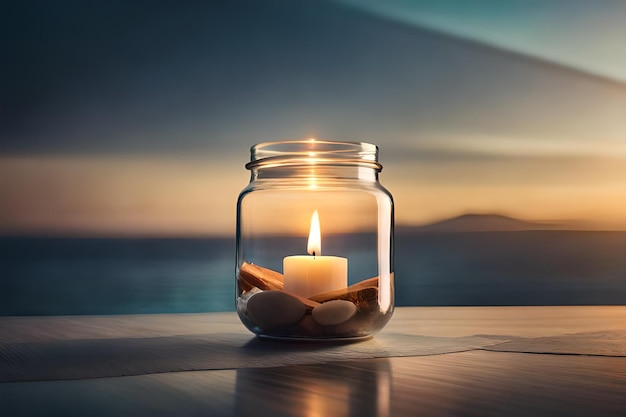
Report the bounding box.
[401,213,563,233]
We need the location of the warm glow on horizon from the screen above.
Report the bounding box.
[386,152,626,230]
[240,189,379,236]
[0,155,245,237]
[1,151,625,236]
[393,183,626,230]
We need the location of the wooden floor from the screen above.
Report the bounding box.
[1,307,626,416]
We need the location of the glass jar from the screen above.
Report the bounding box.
[236,139,394,340]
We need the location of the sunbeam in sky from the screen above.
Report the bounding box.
[337,0,626,83]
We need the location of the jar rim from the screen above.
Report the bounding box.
[246,139,381,170]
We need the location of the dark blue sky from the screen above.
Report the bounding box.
[3,0,623,155]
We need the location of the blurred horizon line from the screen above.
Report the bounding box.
[2,212,625,239]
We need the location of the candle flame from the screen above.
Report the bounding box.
[307,210,321,256]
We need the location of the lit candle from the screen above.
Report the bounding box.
[283,210,348,298]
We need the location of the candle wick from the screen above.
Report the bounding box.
[312,251,316,257]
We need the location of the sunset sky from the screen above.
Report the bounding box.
[1,0,625,236]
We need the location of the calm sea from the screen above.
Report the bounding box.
[1,231,625,315]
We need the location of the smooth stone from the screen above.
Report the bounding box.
[246,290,306,330]
[312,300,357,326]
[237,287,261,318]
[295,315,325,337]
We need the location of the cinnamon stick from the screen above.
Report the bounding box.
[310,286,379,308]
[238,262,284,291]
[238,262,320,309]
[309,276,379,302]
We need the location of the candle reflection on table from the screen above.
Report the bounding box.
[235,359,391,417]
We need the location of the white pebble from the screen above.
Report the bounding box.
[237,287,261,318]
[312,300,357,326]
[246,290,306,330]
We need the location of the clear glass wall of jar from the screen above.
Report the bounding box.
[236,139,394,340]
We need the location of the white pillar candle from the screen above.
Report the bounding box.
[283,210,348,298]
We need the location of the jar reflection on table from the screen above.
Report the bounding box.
[236,140,394,340]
